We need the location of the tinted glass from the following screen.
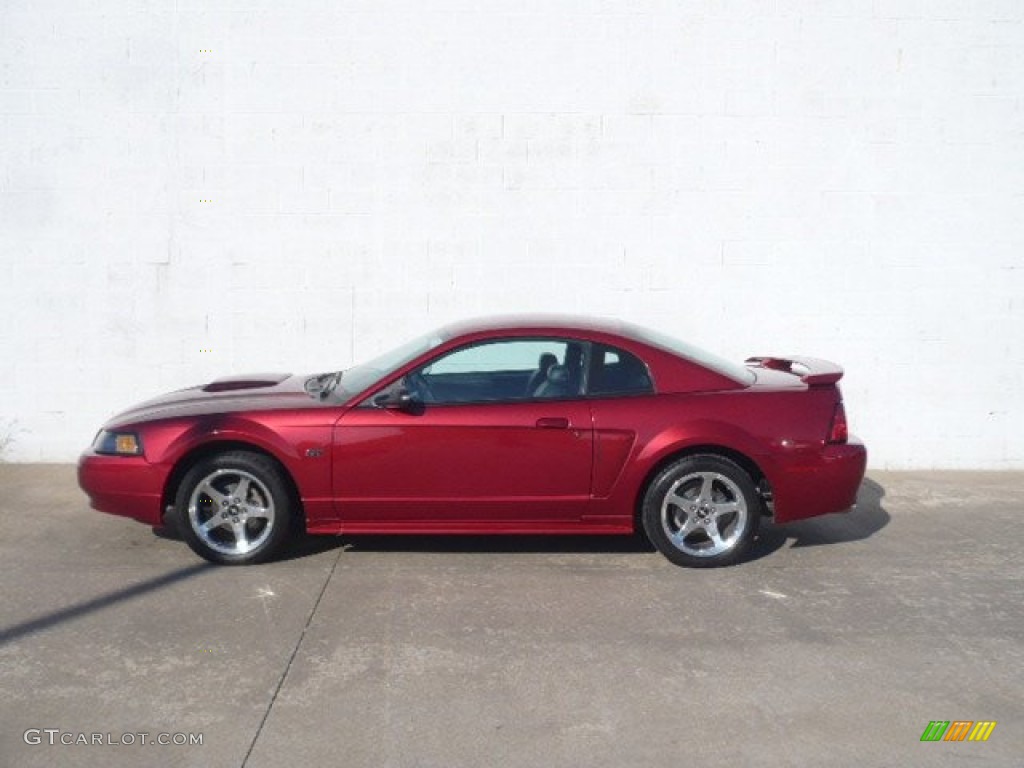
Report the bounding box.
[427,340,565,375]
[587,344,654,396]
[418,339,582,404]
[623,323,755,384]
[338,330,449,398]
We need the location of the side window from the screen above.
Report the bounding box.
[587,344,653,396]
[415,339,583,404]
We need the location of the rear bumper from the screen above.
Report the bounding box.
[77,452,167,526]
[771,436,867,523]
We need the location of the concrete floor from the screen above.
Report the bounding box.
[0,465,1021,767]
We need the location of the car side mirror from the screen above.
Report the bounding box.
[372,385,419,412]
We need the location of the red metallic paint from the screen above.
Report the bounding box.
[77,455,166,526]
[78,316,867,546]
[332,400,594,530]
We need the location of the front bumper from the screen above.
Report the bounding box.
[77,452,168,526]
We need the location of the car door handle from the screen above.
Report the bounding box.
[535,417,570,429]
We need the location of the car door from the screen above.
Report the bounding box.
[331,338,594,531]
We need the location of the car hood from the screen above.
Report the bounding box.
[104,372,343,428]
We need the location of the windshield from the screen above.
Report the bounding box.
[327,329,450,399]
[625,323,755,384]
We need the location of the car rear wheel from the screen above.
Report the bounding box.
[172,451,294,565]
[641,455,760,568]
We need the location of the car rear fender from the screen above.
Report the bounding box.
[633,419,779,495]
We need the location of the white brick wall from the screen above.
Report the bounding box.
[1,1,1022,467]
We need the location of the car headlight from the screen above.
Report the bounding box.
[93,430,144,456]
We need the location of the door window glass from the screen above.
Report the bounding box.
[417,339,584,403]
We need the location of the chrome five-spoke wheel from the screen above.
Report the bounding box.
[660,471,748,558]
[189,469,275,556]
[173,451,294,565]
[642,455,760,568]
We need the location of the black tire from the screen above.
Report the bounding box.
[641,454,761,568]
[171,451,295,565]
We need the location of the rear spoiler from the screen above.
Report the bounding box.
[745,356,844,386]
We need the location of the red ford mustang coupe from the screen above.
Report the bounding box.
[78,316,866,568]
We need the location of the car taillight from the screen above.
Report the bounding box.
[827,402,848,444]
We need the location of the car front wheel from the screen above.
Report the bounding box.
[642,455,761,568]
[172,451,294,565]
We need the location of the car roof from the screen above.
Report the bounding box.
[433,315,752,393]
[441,314,631,339]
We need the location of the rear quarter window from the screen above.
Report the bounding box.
[624,324,755,385]
[588,345,654,396]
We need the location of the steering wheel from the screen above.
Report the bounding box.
[405,371,435,403]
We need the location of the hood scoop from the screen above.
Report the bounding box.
[202,373,291,393]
